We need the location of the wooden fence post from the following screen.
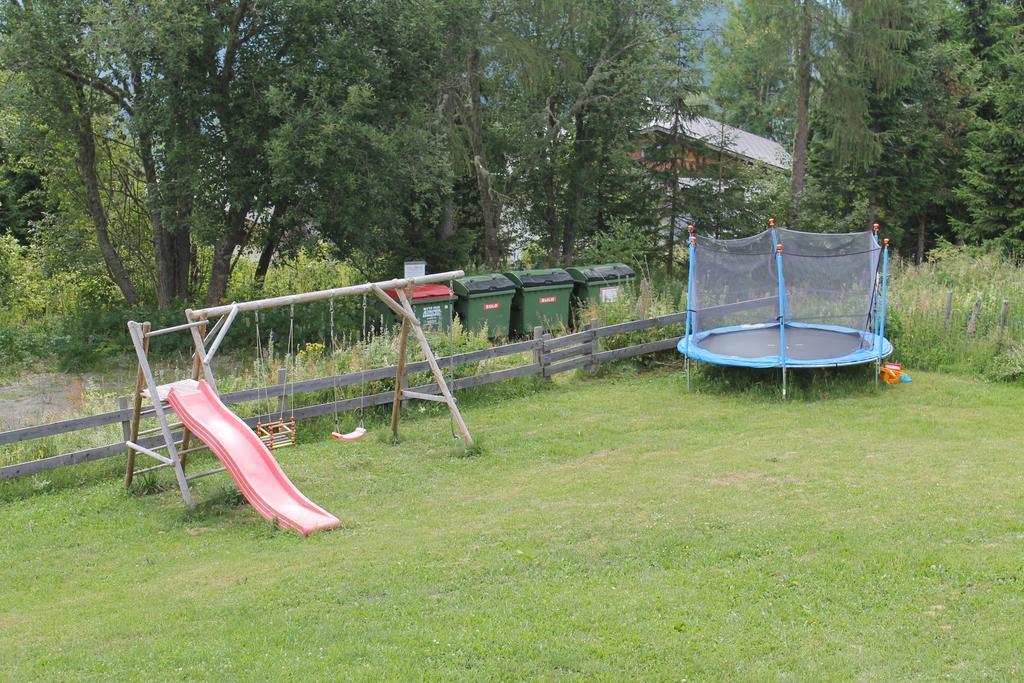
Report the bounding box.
[999,299,1009,337]
[541,332,553,380]
[587,319,599,374]
[944,291,953,332]
[117,395,131,444]
[637,279,652,320]
[533,326,545,376]
[967,299,982,337]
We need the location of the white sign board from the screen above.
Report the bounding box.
[404,261,426,279]
[600,285,621,303]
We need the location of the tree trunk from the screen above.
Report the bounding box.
[790,0,812,218]
[70,86,140,306]
[133,65,189,308]
[441,191,456,239]
[467,48,500,266]
[139,130,192,308]
[254,235,278,291]
[916,214,927,265]
[667,178,677,276]
[254,200,290,290]
[205,205,250,306]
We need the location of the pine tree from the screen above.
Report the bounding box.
[954,3,1024,249]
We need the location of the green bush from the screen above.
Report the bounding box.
[0,324,48,369]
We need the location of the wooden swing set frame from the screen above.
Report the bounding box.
[124,270,472,509]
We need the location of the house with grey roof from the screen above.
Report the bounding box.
[639,115,792,173]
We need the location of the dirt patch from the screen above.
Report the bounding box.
[0,371,131,430]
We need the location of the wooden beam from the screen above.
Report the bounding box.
[543,355,592,377]
[202,305,238,363]
[371,284,419,323]
[186,466,227,482]
[180,318,206,468]
[128,320,194,508]
[588,319,599,374]
[124,321,151,488]
[593,312,687,338]
[594,336,679,363]
[545,344,591,364]
[402,390,447,403]
[125,441,173,464]
[391,315,411,438]
[397,288,473,445]
[543,329,595,350]
[190,270,465,319]
[144,320,208,337]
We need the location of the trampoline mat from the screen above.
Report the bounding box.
[696,325,865,361]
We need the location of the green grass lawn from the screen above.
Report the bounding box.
[2,369,1023,680]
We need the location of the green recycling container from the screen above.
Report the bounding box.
[376,284,455,333]
[565,263,637,308]
[503,269,575,336]
[453,274,516,338]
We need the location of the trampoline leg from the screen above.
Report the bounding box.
[686,356,691,392]
[782,365,787,399]
[874,358,880,390]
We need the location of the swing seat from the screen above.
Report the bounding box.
[257,418,296,450]
[332,427,367,442]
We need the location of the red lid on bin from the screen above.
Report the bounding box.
[383,284,453,301]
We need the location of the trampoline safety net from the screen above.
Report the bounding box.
[683,226,887,367]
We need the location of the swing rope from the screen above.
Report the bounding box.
[255,309,268,412]
[330,295,368,442]
[357,293,367,429]
[329,298,340,434]
[282,304,296,423]
[448,279,459,441]
[254,309,295,449]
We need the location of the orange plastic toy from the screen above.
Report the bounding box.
[880,362,911,384]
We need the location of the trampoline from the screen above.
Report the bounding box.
[678,224,892,393]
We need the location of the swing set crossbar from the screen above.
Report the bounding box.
[186,271,465,320]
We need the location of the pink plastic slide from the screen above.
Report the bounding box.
[166,380,340,536]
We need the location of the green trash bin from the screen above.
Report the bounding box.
[565,263,637,308]
[453,274,516,338]
[377,284,455,333]
[503,269,575,336]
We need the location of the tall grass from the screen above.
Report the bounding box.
[888,242,1024,381]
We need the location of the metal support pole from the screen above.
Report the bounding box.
[878,239,890,343]
[773,228,788,399]
[684,230,696,392]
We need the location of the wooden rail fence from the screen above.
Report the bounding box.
[0,313,686,480]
